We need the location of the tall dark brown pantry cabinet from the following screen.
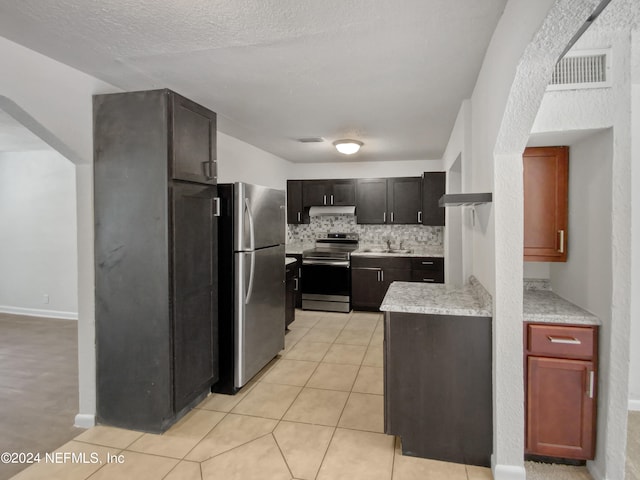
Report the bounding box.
[94,89,219,433]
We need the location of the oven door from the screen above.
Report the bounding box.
[302,259,351,302]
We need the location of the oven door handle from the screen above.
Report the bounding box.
[302,259,350,267]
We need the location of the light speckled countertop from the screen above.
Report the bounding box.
[285,257,297,266]
[285,243,311,255]
[380,276,492,317]
[352,244,444,258]
[523,288,600,326]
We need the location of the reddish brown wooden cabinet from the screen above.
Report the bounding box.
[523,146,569,262]
[524,323,598,460]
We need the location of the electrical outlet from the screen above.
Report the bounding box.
[43,294,49,304]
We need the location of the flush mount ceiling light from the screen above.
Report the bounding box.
[333,139,363,155]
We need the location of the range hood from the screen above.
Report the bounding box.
[439,193,492,207]
[308,205,356,216]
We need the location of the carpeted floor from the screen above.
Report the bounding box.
[0,313,81,480]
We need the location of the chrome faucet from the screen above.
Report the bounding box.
[386,238,392,250]
[399,240,404,250]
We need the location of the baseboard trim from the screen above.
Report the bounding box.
[74,414,96,429]
[587,459,605,480]
[629,399,640,411]
[0,305,78,320]
[493,463,527,480]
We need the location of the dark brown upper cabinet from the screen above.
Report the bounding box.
[523,146,569,262]
[387,177,422,224]
[286,180,307,224]
[422,172,446,226]
[356,178,388,224]
[301,179,356,206]
[171,93,217,185]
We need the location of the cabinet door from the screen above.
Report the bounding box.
[302,180,329,206]
[523,147,568,262]
[381,268,412,300]
[330,179,356,205]
[351,267,383,310]
[287,180,306,224]
[285,264,296,329]
[422,172,446,226]
[171,93,217,185]
[526,356,596,459]
[356,179,388,224]
[388,177,422,224]
[172,183,218,412]
[290,254,303,308]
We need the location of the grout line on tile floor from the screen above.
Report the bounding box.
[271,432,296,479]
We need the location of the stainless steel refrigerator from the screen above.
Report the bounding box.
[214,182,286,393]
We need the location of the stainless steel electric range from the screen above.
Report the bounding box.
[301,232,359,313]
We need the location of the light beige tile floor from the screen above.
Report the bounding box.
[11,309,494,480]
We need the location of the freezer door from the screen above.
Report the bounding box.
[234,183,285,251]
[234,244,285,388]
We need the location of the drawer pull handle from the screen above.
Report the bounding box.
[587,370,595,399]
[547,335,581,345]
[421,261,434,265]
[423,278,435,282]
[558,230,565,253]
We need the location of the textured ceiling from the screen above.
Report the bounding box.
[0,109,51,152]
[0,0,507,162]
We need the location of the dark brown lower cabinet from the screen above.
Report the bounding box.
[384,312,492,467]
[285,260,298,329]
[351,256,443,311]
[525,323,598,460]
[288,254,303,308]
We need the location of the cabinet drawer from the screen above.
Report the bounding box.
[351,256,411,270]
[410,257,444,272]
[527,324,595,359]
[410,270,444,284]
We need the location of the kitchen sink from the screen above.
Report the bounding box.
[360,248,412,254]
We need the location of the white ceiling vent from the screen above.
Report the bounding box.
[547,49,611,91]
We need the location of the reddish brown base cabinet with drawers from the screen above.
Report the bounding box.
[524,323,598,460]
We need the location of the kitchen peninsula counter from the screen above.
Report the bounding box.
[380,275,491,316]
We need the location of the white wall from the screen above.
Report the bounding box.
[442,100,473,286]
[628,32,640,411]
[289,159,442,179]
[218,131,293,189]
[0,35,119,428]
[529,23,634,479]
[0,150,78,318]
[451,1,610,478]
[0,35,294,428]
[550,129,613,318]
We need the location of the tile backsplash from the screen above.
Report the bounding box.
[287,215,443,246]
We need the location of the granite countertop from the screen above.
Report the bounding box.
[524,288,601,326]
[285,257,298,266]
[352,244,444,258]
[285,243,311,255]
[380,276,492,317]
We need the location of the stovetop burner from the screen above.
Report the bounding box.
[302,232,359,261]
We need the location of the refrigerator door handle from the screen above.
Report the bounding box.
[244,198,256,250]
[245,251,256,304]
